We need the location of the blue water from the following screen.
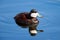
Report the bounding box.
[0,0,60,40]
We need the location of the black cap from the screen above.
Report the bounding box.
[30,9,37,13]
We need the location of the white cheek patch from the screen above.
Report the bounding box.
[31,13,38,17]
[30,30,37,34]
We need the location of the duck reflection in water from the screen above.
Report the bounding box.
[14,9,44,36]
